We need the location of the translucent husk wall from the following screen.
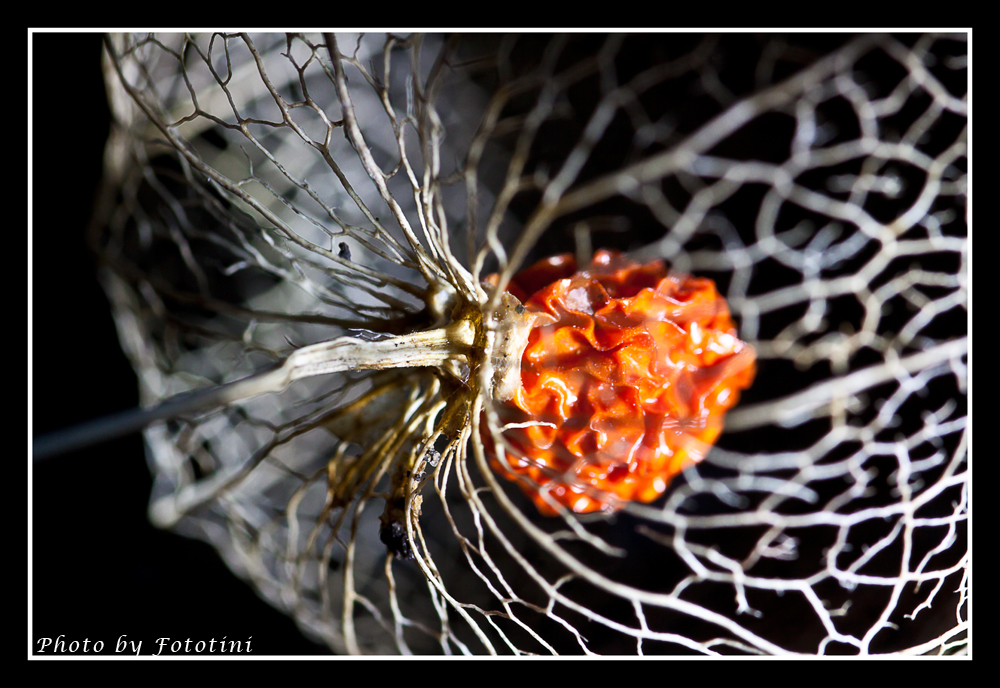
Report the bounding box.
[53,33,968,655]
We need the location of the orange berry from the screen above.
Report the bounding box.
[487,249,756,515]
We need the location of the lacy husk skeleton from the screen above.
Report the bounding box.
[40,33,967,655]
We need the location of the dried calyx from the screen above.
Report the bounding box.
[483,290,556,403]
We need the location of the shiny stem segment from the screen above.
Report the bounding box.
[33,320,477,460]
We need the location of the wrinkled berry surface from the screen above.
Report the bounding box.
[489,250,756,514]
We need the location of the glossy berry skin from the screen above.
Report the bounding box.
[489,250,756,514]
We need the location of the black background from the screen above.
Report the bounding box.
[30,33,328,656]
